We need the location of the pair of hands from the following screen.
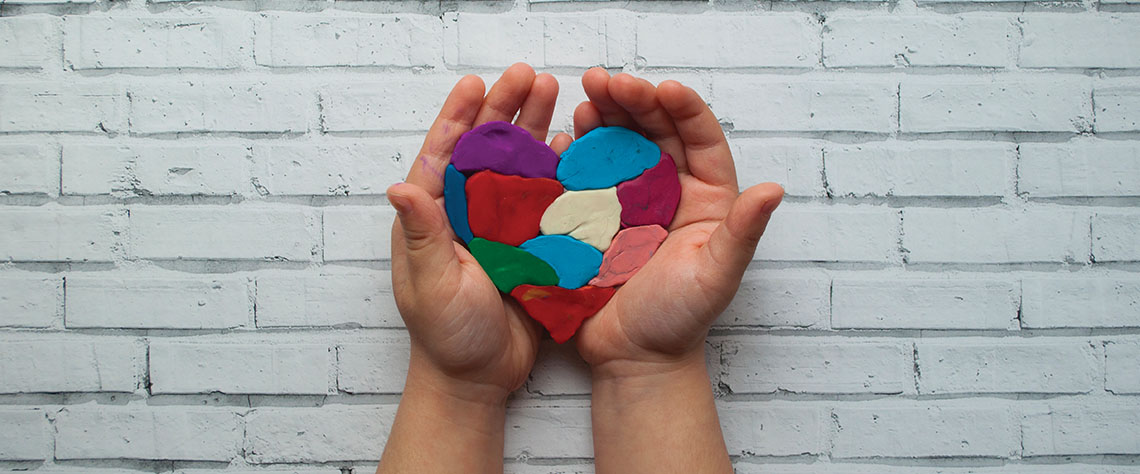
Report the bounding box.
[387,63,784,405]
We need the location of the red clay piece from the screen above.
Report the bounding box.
[466,170,564,247]
[510,284,616,343]
[616,153,681,228]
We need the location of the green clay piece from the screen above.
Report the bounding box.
[468,238,559,293]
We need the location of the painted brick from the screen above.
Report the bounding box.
[251,141,413,196]
[0,276,60,328]
[1094,211,1140,262]
[825,142,1012,197]
[62,143,253,196]
[824,16,1011,68]
[65,275,249,329]
[903,208,1089,263]
[320,77,452,132]
[832,277,1018,329]
[1106,341,1140,394]
[900,79,1091,132]
[1096,84,1140,132]
[0,336,141,393]
[528,339,592,396]
[0,207,119,262]
[1020,16,1140,69]
[544,71,590,135]
[150,340,331,394]
[722,339,914,394]
[245,406,396,463]
[336,338,410,394]
[129,81,312,134]
[730,139,824,197]
[179,470,342,474]
[4,0,94,4]
[64,17,249,69]
[719,404,824,456]
[323,206,396,261]
[733,465,1140,474]
[445,13,543,67]
[917,339,1098,394]
[0,83,125,133]
[638,15,819,68]
[505,465,595,474]
[832,405,1020,458]
[256,14,441,67]
[55,407,242,461]
[0,143,59,195]
[1022,405,1140,456]
[755,205,900,262]
[256,272,401,328]
[130,206,317,261]
[505,406,593,458]
[1022,276,1140,328]
[716,272,831,328]
[714,76,898,132]
[0,17,56,69]
[1019,140,1140,197]
[543,15,609,67]
[0,409,49,461]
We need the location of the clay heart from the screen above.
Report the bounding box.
[444,121,681,343]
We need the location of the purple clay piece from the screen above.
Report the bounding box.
[616,153,681,228]
[450,121,559,179]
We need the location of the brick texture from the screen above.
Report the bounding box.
[0,4,1133,473]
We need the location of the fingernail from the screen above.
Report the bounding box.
[387,186,412,217]
[760,198,781,215]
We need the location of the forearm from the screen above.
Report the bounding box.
[377,358,509,474]
[589,352,733,474]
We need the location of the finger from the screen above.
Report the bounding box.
[550,132,573,155]
[702,183,784,279]
[582,67,638,131]
[407,75,486,197]
[573,101,603,139]
[514,73,559,142]
[608,73,689,175]
[388,182,460,290]
[474,62,536,126]
[658,80,738,189]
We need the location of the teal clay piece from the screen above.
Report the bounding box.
[556,127,661,191]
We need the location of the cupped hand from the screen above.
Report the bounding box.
[555,68,785,376]
[387,63,560,400]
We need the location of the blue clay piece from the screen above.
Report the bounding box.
[444,165,473,243]
[556,127,661,191]
[520,235,603,289]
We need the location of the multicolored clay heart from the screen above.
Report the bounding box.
[444,121,681,343]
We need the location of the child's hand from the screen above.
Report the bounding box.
[564,68,785,380]
[386,63,560,403]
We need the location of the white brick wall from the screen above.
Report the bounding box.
[55,407,243,461]
[1,2,1137,473]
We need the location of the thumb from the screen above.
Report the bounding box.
[387,182,458,281]
[703,182,784,278]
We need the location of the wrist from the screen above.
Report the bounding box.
[589,348,708,383]
[590,350,712,402]
[405,355,513,408]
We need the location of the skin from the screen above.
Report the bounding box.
[377,64,784,474]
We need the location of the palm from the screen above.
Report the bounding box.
[388,64,566,395]
[391,233,536,391]
[566,69,784,368]
[577,170,738,364]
